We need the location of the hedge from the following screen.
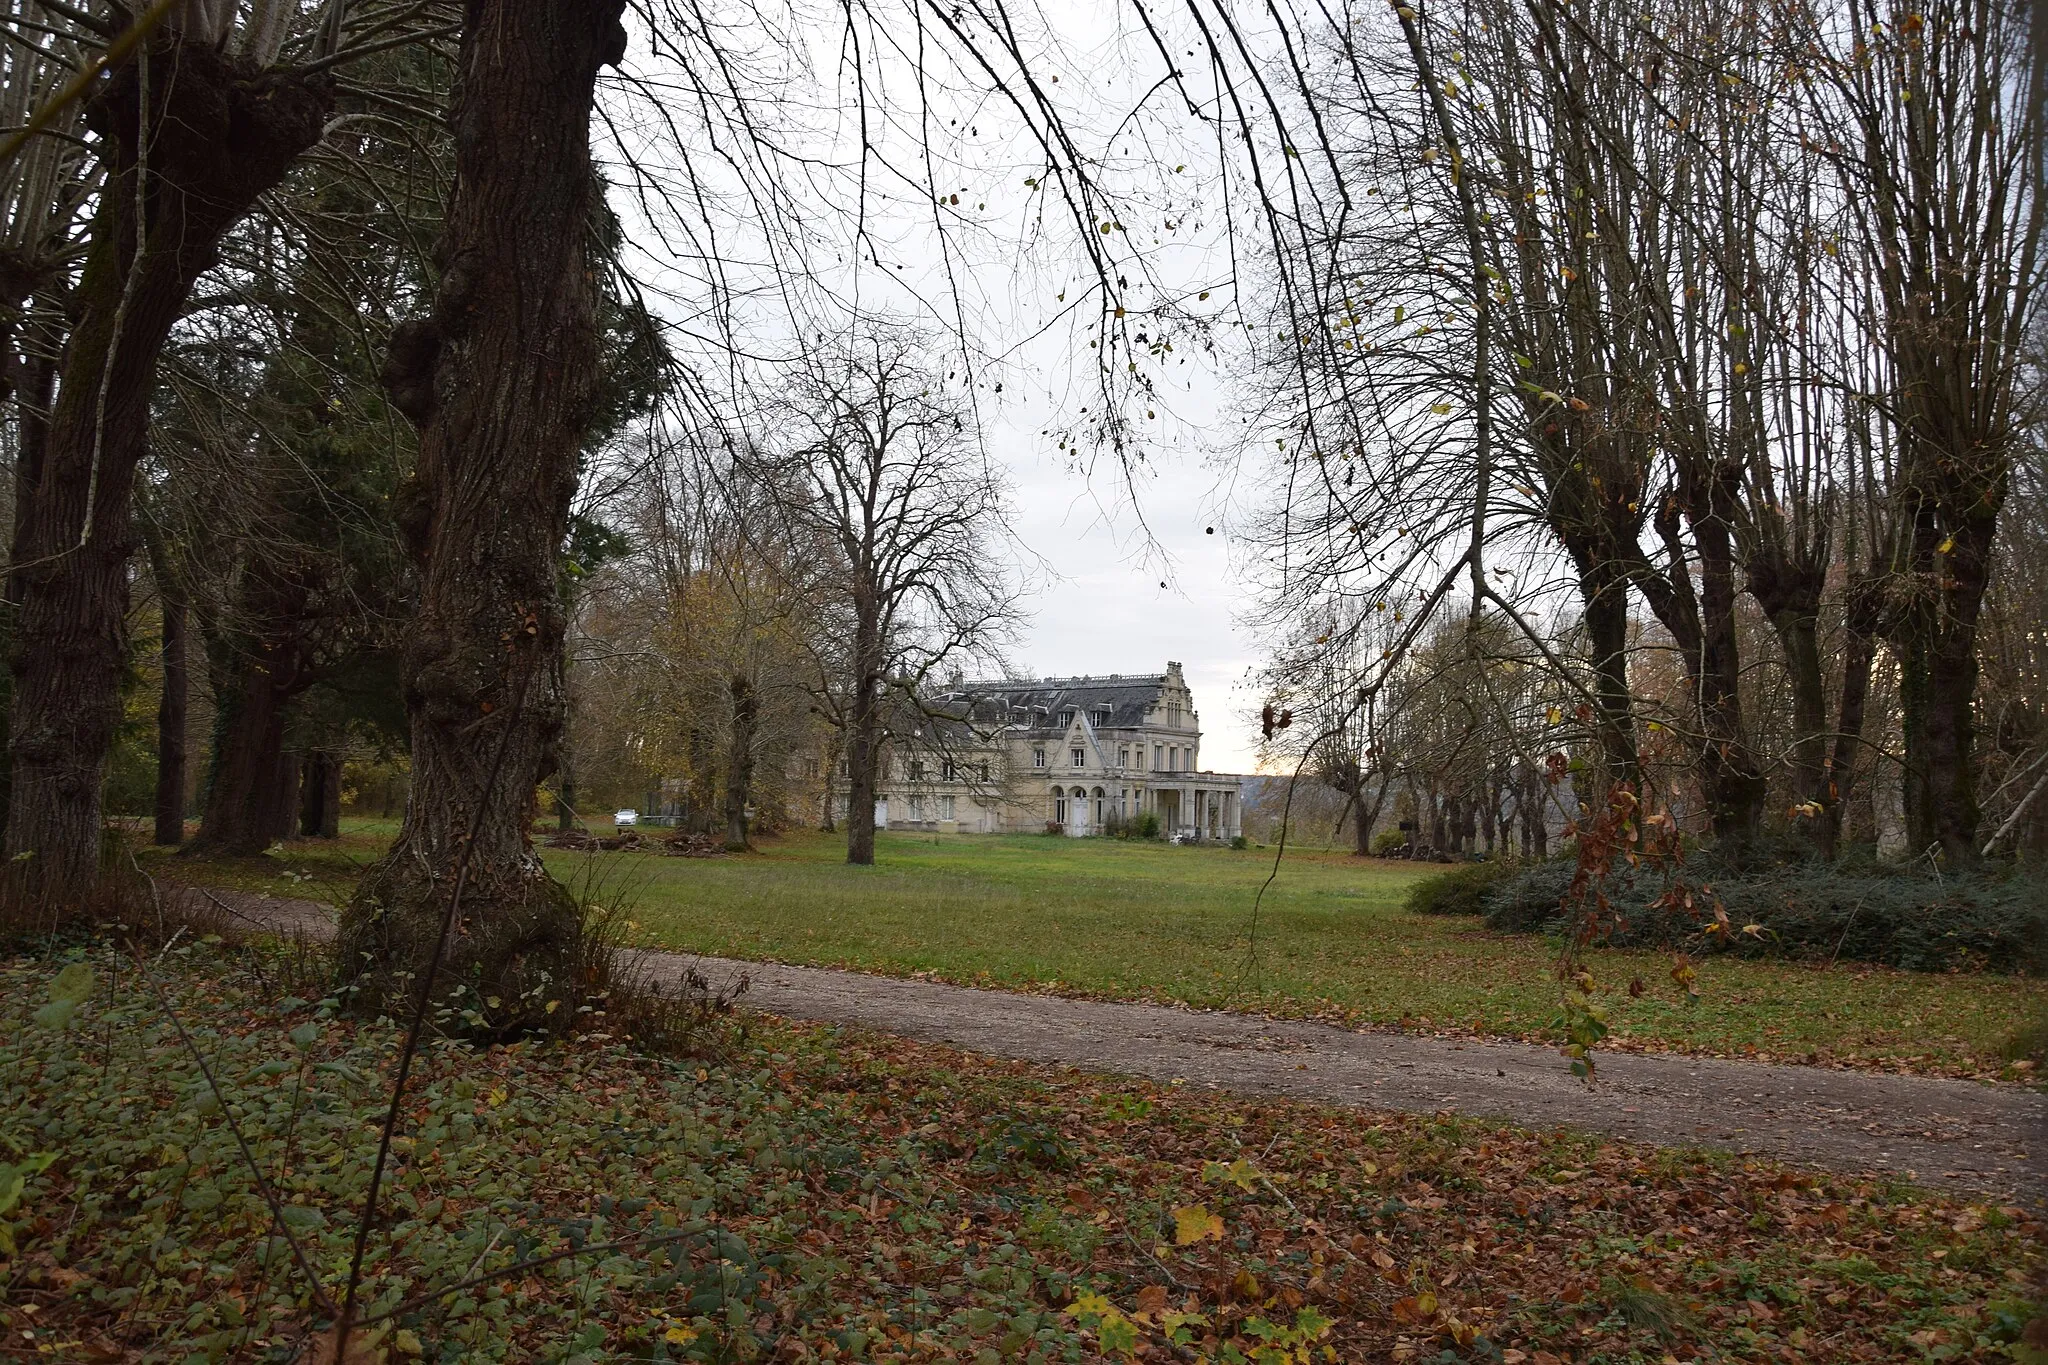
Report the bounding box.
[1471,850,2045,975]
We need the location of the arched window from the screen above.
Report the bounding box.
[1093,786,1107,825]
[1053,790,1067,823]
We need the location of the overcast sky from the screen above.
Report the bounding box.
[995,389,1268,774]
[604,1,1283,773]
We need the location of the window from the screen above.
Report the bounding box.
[1153,744,1163,770]
[908,796,924,821]
[1116,744,1128,767]
[979,761,991,781]
[941,796,956,819]
[1054,792,1067,822]
[1070,746,1085,768]
[1033,748,1046,769]
[1167,703,1182,728]
[1170,747,1181,772]
[1096,707,1113,726]
[940,759,957,781]
[1059,709,1075,728]
[908,759,926,781]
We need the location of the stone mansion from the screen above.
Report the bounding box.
[839,661,1248,840]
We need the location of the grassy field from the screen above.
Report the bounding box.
[141,821,2046,1078]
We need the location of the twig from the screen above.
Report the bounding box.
[333,662,537,1355]
[0,0,183,168]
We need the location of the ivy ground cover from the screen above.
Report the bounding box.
[4,941,2042,1363]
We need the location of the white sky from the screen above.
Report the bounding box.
[602,0,1288,773]
[987,351,1267,772]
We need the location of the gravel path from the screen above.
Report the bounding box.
[189,887,2045,1203]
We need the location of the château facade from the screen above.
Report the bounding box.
[835,661,1247,840]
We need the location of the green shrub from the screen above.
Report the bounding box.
[1479,848,2045,974]
[1404,859,1518,916]
[1371,828,1411,857]
[1108,810,1161,840]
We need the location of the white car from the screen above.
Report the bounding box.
[613,809,638,827]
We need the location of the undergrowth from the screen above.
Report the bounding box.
[4,938,2043,1363]
[1414,843,2046,976]
[1404,861,1520,918]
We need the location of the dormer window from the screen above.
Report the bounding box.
[1059,709,1075,728]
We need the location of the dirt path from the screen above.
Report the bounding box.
[189,887,2045,1203]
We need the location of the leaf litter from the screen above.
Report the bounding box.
[2,944,2041,1363]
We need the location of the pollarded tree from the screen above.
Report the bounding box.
[337,0,634,1021]
[4,5,341,897]
[1813,0,2044,860]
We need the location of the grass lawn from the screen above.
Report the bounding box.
[139,822,2046,1079]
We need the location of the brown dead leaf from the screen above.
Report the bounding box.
[298,1325,387,1365]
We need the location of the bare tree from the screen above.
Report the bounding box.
[754,330,1018,866]
[1814,0,2044,859]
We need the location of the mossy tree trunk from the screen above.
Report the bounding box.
[338,0,628,1022]
[3,42,328,899]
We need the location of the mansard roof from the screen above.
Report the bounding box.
[938,672,1182,733]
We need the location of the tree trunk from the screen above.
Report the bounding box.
[819,730,841,831]
[1747,545,1832,811]
[845,701,879,864]
[271,750,302,843]
[153,591,188,845]
[299,754,324,838]
[1893,488,2000,861]
[1690,489,1768,840]
[1350,791,1372,855]
[1900,613,1985,861]
[1636,500,1767,842]
[0,353,58,831]
[1570,548,1640,802]
[845,615,882,866]
[340,0,629,1023]
[193,652,301,856]
[556,767,578,833]
[1816,624,1876,861]
[724,672,757,850]
[300,751,342,839]
[4,41,328,898]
